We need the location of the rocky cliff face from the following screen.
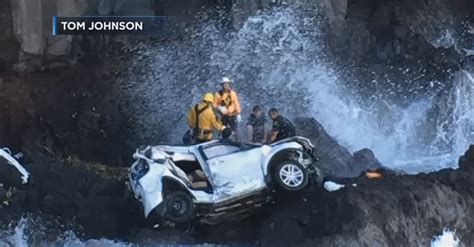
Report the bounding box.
[0,151,139,238]
[0,65,126,164]
[0,0,17,74]
[224,0,473,62]
[260,145,474,246]
[3,0,212,73]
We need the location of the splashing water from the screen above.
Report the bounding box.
[118,7,473,173]
[3,218,29,247]
[431,228,460,247]
[451,70,474,159]
[0,218,131,247]
[0,217,241,246]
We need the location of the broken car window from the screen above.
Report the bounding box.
[203,145,241,160]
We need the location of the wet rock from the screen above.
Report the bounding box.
[0,65,127,164]
[295,117,381,177]
[459,145,474,170]
[321,0,347,24]
[46,36,73,57]
[12,52,41,73]
[231,0,262,30]
[0,0,13,41]
[0,184,5,198]
[324,0,472,77]
[0,0,17,74]
[465,145,474,161]
[0,150,141,238]
[256,152,474,246]
[352,148,383,172]
[294,117,353,175]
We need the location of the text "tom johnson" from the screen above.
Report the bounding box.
[61,21,144,31]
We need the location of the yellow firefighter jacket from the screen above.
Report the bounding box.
[187,101,224,141]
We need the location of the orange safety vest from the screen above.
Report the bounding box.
[214,90,241,116]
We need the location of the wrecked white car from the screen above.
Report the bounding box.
[128,137,322,224]
[0,148,29,184]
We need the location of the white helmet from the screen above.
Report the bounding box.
[221,77,232,84]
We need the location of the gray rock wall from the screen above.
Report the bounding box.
[6,0,213,72]
[11,0,44,55]
[0,0,13,42]
[7,0,159,72]
[0,0,17,73]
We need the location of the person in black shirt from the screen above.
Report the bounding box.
[268,108,296,143]
[246,106,267,143]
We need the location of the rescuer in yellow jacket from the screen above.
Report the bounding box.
[187,93,228,143]
[214,77,242,139]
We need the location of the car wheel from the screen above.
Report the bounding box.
[163,191,194,223]
[274,160,309,191]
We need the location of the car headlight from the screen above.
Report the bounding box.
[131,159,150,180]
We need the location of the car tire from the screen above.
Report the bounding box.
[163,191,194,223]
[273,160,309,191]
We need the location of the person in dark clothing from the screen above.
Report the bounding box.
[268,108,296,143]
[246,106,267,143]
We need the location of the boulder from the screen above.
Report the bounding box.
[294,117,353,176]
[294,117,381,177]
[352,148,383,172]
[459,145,474,170]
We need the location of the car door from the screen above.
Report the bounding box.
[202,143,266,201]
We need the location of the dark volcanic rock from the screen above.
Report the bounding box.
[0,65,128,165]
[1,138,473,246]
[258,145,474,246]
[459,145,474,171]
[0,150,142,238]
[295,117,354,176]
[295,117,382,177]
[352,148,383,171]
